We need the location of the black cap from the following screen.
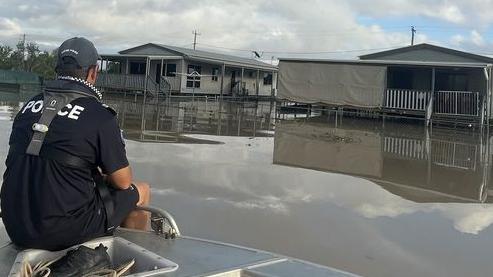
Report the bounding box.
[56,37,100,70]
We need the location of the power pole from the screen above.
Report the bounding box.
[411,26,416,46]
[192,30,201,50]
[21,33,26,70]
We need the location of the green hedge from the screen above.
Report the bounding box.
[0,69,40,85]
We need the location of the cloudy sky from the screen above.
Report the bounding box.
[1,0,493,59]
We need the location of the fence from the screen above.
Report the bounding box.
[432,139,477,170]
[383,136,477,170]
[433,90,479,116]
[96,73,159,95]
[384,137,427,160]
[385,89,481,117]
[385,89,429,111]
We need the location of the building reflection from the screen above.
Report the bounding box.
[274,118,492,203]
[104,96,276,143]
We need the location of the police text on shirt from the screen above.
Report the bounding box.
[22,100,85,120]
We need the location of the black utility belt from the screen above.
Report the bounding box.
[8,144,93,169]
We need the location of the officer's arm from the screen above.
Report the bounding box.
[107,166,133,190]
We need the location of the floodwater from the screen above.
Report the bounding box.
[1,93,493,277]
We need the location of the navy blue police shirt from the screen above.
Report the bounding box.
[0,79,128,249]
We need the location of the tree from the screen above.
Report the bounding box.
[0,39,56,80]
[25,42,40,72]
[0,45,13,70]
[10,40,26,71]
[34,51,57,80]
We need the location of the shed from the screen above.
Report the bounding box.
[278,44,493,124]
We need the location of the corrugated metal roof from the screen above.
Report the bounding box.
[278,58,492,68]
[157,44,276,68]
[118,43,277,70]
[359,43,493,63]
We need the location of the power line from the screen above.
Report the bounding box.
[196,43,406,55]
[225,25,411,35]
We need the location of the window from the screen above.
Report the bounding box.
[107,61,121,74]
[263,73,272,85]
[212,68,219,81]
[387,68,414,89]
[165,64,177,77]
[436,72,468,91]
[186,64,201,88]
[130,62,146,74]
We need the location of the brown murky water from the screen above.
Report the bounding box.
[1,95,493,277]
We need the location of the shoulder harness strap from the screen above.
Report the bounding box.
[25,89,98,156]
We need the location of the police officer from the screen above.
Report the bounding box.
[0,37,150,251]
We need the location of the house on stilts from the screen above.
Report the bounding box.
[96,43,278,99]
[277,43,493,125]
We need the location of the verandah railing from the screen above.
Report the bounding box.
[385,89,429,111]
[433,90,479,116]
[384,89,480,117]
[383,136,477,170]
[96,73,160,96]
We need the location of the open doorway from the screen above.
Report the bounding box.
[230,70,236,92]
[155,63,161,84]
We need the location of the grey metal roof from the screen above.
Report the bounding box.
[359,43,493,63]
[119,43,277,70]
[278,58,492,68]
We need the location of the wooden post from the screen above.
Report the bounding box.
[181,59,186,94]
[217,100,223,135]
[256,70,260,97]
[156,103,160,131]
[160,59,164,76]
[486,66,492,129]
[240,67,244,96]
[143,57,150,97]
[159,58,164,100]
[220,63,226,99]
[162,62,167,94]
[271,71,275,97]
[123,59,129,90]
[253,103,258,136]
[141,57,150,131]
[237,105,241,136]
[426,67,436,127]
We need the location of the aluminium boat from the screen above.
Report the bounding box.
[0,206,360,277]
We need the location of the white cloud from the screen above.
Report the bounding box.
[2,1,491,59]
[450,34,465,46]
[129,133,493,236]
[431,5,465,24]
[470,30,485,46]
[0,17,22,37]
[0,0,411,57]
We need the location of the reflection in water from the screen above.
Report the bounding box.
[0,102,22,121]
[274,119,492,204]
[105,97,275,143]
[124,120,493,277]
[3,92,493,276]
